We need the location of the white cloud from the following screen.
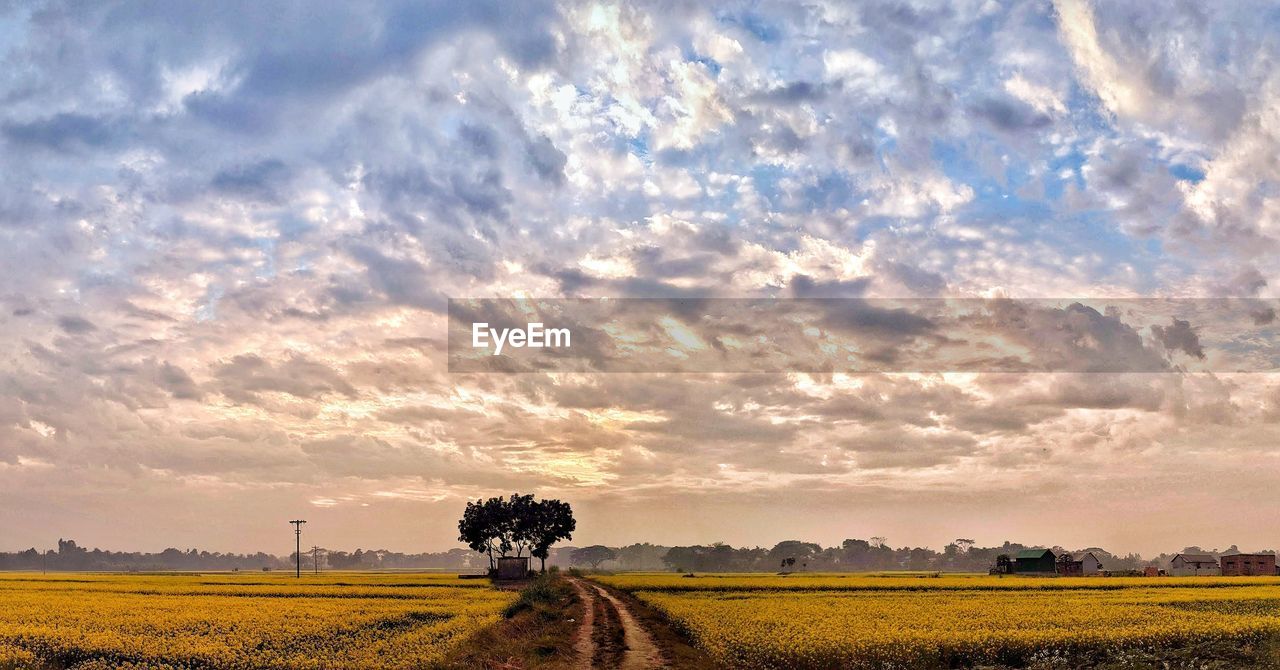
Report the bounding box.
[1054,0,1150,120]
[1004,74,1066,116]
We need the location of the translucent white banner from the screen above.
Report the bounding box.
[447,298,1280,373]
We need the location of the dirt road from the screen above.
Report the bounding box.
[568,577,666,669]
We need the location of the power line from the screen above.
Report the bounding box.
[312,545,320,575]
[289,520,306,578]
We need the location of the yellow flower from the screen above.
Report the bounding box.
[0,572,514,669]
[596,572,1280,668]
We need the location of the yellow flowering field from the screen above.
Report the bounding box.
[598,571,1280,592]
[595,573,1280,668]
[0,572,514,669]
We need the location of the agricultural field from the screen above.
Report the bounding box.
[594,573,1280,669]
[0,572,515,669]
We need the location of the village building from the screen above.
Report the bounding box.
[1220,553,1277,576]
[1014,548,1057,574]
[1057,552,1103,576]
[495,556,530,580]
[1168,553,1219,576]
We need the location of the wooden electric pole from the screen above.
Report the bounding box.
[289,520,306,578]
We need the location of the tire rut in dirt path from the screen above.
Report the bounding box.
[589,582,666,669]
[568,578,596,670]
[568,577,668,669]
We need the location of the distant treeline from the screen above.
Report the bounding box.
[0,539,492,572]
[646,540,1141,573]
[0,538,1260,573]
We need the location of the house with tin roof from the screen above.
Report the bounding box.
[1057,551,1103,576]
[1014,548,1056,574]
[1169,553,1219,576]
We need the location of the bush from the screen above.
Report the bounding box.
[503,572,563,618]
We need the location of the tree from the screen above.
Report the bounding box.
[458,494,576,572]
[570,545,618,569]
[505,493,538,558]
[525,498,576,572]
[768,540,821,566]
[618,543,666,571]
[457,496,509,570]
[661,546,703,572]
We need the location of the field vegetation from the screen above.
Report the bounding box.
[0,572,515,669]
[11,570,1280,669]
[594,573,1280,669]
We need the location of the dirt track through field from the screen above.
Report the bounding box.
[569,578,596,669]
[568,577,665,669]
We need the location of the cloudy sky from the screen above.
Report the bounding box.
[4,0,1280,556]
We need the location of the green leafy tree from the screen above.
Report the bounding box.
[570,545,617,570]
[506,493,538,557]
[526,498,576,572]
[457,496,508,570]
[458,494,576,572]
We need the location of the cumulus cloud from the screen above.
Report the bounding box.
[1151,318,1206,361]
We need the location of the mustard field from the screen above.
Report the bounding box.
[0,572,515,669]
[9,570,1280,669]
[595,573,1280,668]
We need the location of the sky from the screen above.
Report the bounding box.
[3,0,1280,557]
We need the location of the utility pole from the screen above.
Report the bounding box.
[289,520,306,578]
[312,545,320,575]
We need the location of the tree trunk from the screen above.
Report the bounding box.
[539,556,546,572]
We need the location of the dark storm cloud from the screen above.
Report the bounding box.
[1152,318,1206,360]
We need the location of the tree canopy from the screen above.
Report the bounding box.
[457,494,575,572]
[569,544,618,569]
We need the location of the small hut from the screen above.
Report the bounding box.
[496,556,530,580]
